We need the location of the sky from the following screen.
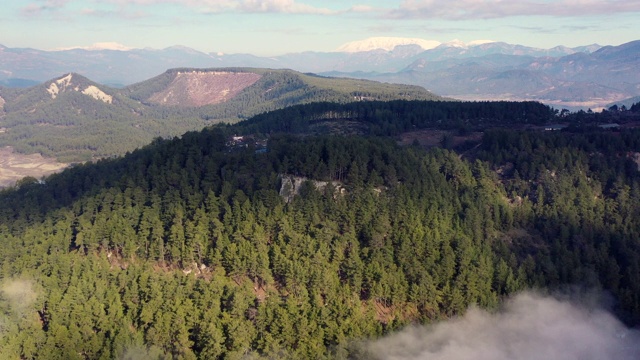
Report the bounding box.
[1,0,639,56]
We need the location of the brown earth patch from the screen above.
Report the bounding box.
[148,71,262,107]
[0,146,68,188]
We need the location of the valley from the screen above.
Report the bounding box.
[0,146,67,188]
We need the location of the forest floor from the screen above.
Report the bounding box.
[0,146,68,188]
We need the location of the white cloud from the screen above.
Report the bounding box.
[348,4,378,13]
[96,0,336,14]
[20,0,348,18]
[390,0,640,19]
[22,0,71,15]
[357,292,640,360]
[238,0,336,14]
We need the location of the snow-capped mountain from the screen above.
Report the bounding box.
[3,38,635,109]
[54,42,133,51]
[336,37,443,52]
[335,37,499,53]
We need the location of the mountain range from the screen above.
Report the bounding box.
[2,38,638,109]
[0,67,441,162]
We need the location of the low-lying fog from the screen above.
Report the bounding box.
[360,292,639,360]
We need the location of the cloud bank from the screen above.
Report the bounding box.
[357,292,640,360]
[390,0,640,19]
[23,0,340,16]
[22,0,640,19]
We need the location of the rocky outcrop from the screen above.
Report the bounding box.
[279,175,344,203]
[46,74,112,103]
[147,70,261,107]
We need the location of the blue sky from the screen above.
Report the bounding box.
[1,0,639,55]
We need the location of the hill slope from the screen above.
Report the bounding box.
[0,68,443,162]
[1,100,640,358]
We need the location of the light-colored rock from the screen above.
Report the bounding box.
[47,82,59,99]
[82,85,113,103]
[148,71,262,107]
[56,73,73,87]
[47,74,73,99]
[46,74,113,103]
[279,174,344,202]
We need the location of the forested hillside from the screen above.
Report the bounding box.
[0,69,441,162]
[231,99,554,136]
[1,101,640,358]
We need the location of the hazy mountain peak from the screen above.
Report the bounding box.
[163,45,204,54]
[443,39,467,48]
[468,40,496,46]
[55,42,132,51]
[336,37,442,53]
[574,44,602,52]
[435,39,497,49]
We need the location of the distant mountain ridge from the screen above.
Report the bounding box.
[326,40,640,110]
[0,40,602,86]
[336,37,444,52]
[2,39,638,109]
[0,68,443,162]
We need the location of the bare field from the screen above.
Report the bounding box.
[0,147,68,188]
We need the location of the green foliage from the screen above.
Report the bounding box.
[1,101,640,358]
[0,69,443,162]
[234,100,554,136]
[0,127,525,358]
[476,129,640,324]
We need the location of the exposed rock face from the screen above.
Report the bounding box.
[82,85,112,103]
[279,175,307,203]
[47,74,73,99]
[148,71,262,107]
[46,74,112,103]
[279,174,344,203]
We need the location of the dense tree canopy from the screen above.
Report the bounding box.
[1,100,640,358]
